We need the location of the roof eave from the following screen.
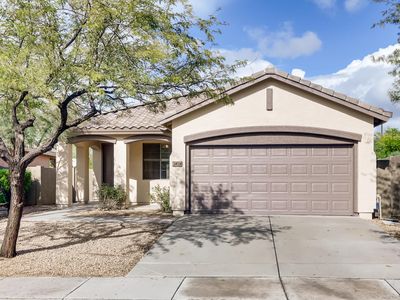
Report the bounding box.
[160,69,392,126]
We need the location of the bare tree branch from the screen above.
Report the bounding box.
[20,118,35,131]
[12,91,28,127]
[20,89,92,167]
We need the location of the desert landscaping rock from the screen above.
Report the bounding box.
[0,217,174,277]
[373,219,400,239]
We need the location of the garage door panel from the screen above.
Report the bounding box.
[270,148,289,156]
[231,182,249,193]
[311,182,329,193]
[250,200,269,210]
[270,182,289,193]
[270,164,289,175]
[332,182,350,193]
[311,200,330,211]
[311,164,329,175]
[251,148,268,156]
[192,148,210,157]
[291,200,309,211]
[190,145,353,215]
[332,164,350,175]
[271,200,289,210]
[251,182,269,193]
[250,164,268,175]
[291,182,308,193]
[332,147,352,156]
[290,148,308,156]
[231,164,249,174]
[291,164,308,175]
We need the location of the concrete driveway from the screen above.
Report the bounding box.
[129,215,400,279]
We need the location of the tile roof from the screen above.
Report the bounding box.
[77,102,176,132]
[78,67,392,133]
[161,67,392,126]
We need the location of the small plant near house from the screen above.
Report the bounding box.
[97,184,127,210]
[150,185,172,213]
[0,169,32,205]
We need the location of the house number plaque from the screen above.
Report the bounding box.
[172,161,183,167]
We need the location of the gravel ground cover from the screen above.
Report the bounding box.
[0,212,175,277]
[0,205,58,220]
[373,219,400,239]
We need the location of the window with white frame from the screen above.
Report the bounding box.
[143,143,171,179]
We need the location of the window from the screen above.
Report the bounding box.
[143,143,171,179]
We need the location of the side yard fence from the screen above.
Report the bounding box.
[26,166,56,206]
[377,156,400,220]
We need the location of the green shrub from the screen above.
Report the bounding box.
[0,169,32,203]
[97,184,126,210]
[0,192,6,204]
[150,185,172,213]
[375,128,400,159]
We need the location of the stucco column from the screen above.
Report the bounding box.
[114,140,129,191]
[127,143,137,205]
[169,149,185,216]
[55,142,73,208]
[91,144,102,201]
[76,143,89,203]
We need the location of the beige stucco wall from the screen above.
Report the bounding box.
[62,137,170,207]
[27,166,56,205]
[170,79,376,215]
[76,143,89,203]
[56,142,73,208]
[128,141,170,204]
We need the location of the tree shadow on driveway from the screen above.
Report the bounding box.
[150,215,292,253]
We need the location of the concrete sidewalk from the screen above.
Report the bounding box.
[0,276,399,299]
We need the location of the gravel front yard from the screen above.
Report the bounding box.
[373,219,400,239]
[0,215,174,277]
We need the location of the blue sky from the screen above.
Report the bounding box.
[212,0,397,76]
[189,0,400,128]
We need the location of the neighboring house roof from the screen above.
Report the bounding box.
[26,149,56,157]
[160,68,392,126]
[77,67,392,134]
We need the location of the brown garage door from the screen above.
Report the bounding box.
[190,145,354,215]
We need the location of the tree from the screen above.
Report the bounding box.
[374,0,400,102]
[0,0,240,258]
[375,128,400,158]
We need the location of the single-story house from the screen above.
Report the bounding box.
[55,68,392,218]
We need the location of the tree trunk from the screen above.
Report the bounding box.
[0,167,25,258]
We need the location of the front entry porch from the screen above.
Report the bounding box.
[55,134,171,208]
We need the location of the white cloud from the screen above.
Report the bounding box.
[312,0,336,10]
[291,68,306,78]
[245,23,322,59]
[311,44,400,129]
[344,0,367,12]
[216,48,273,78]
